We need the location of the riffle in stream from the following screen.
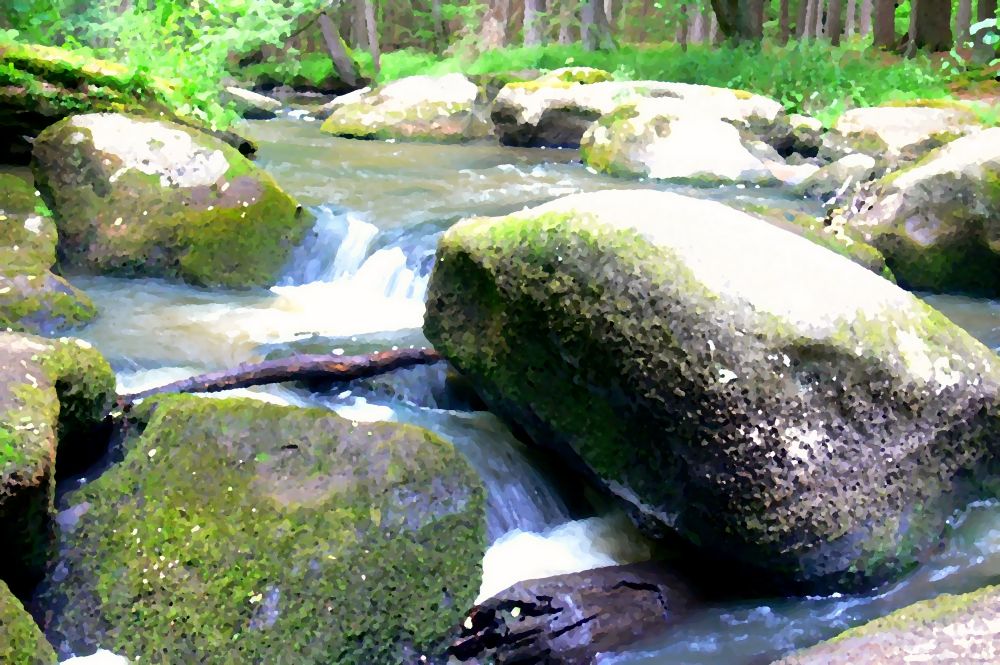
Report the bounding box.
[55,119,1000,664]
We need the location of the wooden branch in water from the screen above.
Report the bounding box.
[118,348,443,406]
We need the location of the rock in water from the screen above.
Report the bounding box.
[424,189,1000,593]
[0,332,115,592]
[843,127,1000,296]
[0,173,96,334]
[0,579,57,664]
[40,395,486,664]
[775,584,1000,664]
[449,562,696,664]
[319,74,490,143]
[819,104,983,167]
[31,113,310,288]
[221,87,281,120]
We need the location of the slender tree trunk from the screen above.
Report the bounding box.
[353,0,369,51]
[802,0,817,38]
[980,0,998,20]
[846,0,857,35]
[913,0,952,50]
[749,0,765,39]
[691,7,708,42]
[797,0,811,38]
[364,0,380,75]
[873,0,895,47]
[677,4,690,49]
[318,13,359,86]
[431,0,445,50]
[605,0,615,30]
[558,0,574,43]
[581,0,596,49]
[524,0,544,45]
[859,0,873,35]
[828,0,843,44]
[973,0,999,60]
[954,0,972,44]
[905,0,920,56]
[814,0,826,37]
[779,0,790,44]
[710,10,721,44]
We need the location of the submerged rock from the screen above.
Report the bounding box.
[320,74,490,143]
[0,332,114,591]
[41,395,486,663]
[843,127,1000,296]
[580,99,776,185]
[449,562,696,664]
[424,189,1000,593]
[0,579,57,664]
[0,173,96,334]
[221,86,281,120]
[776,584,1000,664]
[31,113,311,288]
[819,104,983,167]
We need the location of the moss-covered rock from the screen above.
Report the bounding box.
[580,98,777,186]
[424,189,1000,593]
[320,74,491,143]
[0,172,97,334]
[31,113,312,288]
[492,78,790,150]
[41,394,486,663]
[842,127,1000,296]
[0,332,115,592]
[793,153,879,201]
[0,579,57,664]
[776,585,1000,664]
[819,105,983,168]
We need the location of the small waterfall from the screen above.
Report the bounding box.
[279,206,380,286]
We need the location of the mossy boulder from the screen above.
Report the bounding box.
[0,579,57,664]
[320,74,491,143]
[0,172,96,334]
[31,113,311,288]
[819,105,983,168]
[843,127,1000,296]
[493,78,789,150]
[41,394,486,663]
[0,42,255,163]
[776,585,1000,664]
[424,189,1000,593]
[794,153,879,201]
[0,332,115,592]
[580,99,777,185]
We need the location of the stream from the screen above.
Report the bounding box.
[61,118,1000,664]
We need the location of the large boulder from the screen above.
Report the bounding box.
[320,74,491,143]
[776,585,1000,664]
[0,579,57,664]
[580,99,777,185]
[794,153,879,201]
[31,113,311,288]
[424,189,1000,593]
[0,43,255,163]
[40,395,486,663]
[842,127,1000,296]
[492,75,790,150]
[0,332,115,592]
[449,562,696,664]
[819,104,983,167]
[0,173,96,334]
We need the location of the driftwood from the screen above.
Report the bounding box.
[118,348,443,407]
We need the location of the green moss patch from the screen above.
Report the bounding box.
[42,395,486,663]
[0,579,57,664]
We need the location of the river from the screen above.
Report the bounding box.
[60,118,1000,664]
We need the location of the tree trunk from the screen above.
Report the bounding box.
[353,0,369,51]
[710,0,764,40]
[973,0,998,60]
[954,0,972,43]
[813,0,826,37]
[605,0,615,30]
[873,0,895,47]
[710,9,721,44]
[524,0,544,45]
[828,0,843,43]
[118,349,444,406]
[318,13,359,87]
[749,0,765,39]
[691,7,708,42]
[558,0,574,44]
[779,0,790,44]
[802,0,817,38]
[797,0,811,38]
[677,4,690,49]
[913,0,952,50]
[481,0,513,49]
[594,0,615,47]
[859,0,872,35]
[905,0,920,56]
[979,0,998,20]
[364,0,380,75]
[432,0,445,50]
[846,0,857,35]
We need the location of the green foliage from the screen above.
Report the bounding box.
[379,40,955,119]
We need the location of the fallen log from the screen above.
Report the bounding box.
[118,348,443,407]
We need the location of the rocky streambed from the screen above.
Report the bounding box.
[2,47,1000,664]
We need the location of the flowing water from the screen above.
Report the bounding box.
[60,119,1000,663]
